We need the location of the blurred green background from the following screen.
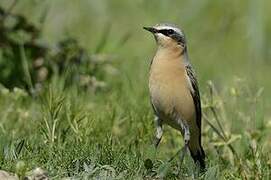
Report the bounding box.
[3,0,271,83]
[1,0,271,90]
[0,0,270,179]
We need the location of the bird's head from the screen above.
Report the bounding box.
[143,23,186,53]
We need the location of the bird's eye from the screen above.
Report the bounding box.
[167,29,174,35]
[158,29,175,36]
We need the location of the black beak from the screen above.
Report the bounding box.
[143,26,158,33]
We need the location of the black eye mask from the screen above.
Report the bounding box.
[158,29,174,36]
[158,29,186,45]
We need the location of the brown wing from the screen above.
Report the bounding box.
[185,65,202,131]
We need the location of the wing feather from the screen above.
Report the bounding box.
[185,65,202,131]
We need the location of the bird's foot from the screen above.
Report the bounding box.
[179,145,188,165]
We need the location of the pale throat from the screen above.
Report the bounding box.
[156,44,186,61]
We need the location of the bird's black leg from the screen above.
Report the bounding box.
[154,116,163,148]
[178,119,190,165]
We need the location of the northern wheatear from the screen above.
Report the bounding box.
[143,23,205,169]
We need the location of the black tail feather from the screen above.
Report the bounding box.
[190,146,206,171]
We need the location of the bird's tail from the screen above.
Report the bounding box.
[190,144,206,171]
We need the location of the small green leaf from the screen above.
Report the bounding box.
[157,162,171,178]
[204,166,219,180]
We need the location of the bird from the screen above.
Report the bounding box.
[143,23,206,170]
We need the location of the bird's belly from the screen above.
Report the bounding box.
[149,75,195,129]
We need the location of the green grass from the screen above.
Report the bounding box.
[0,0,271,179]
